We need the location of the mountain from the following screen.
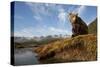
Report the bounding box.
[34,34,97,63]
[88,18,97,34]
[14,37,32,43]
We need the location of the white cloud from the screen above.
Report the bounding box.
[25,2,34,7]
[26,2,69,23]
[77,6,85,15]
[25,2,53,22]
[58,8,67,23]
[49,27,70,34]
[14,27,34,37]
[14,26,72,37]
[58,12,66,23]
[33,15,42,21]
[72,5,86,16]
[14,27,50,37]
[66,5,86,17]
[25,2,50,16]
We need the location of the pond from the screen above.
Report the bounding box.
[14,48,39,65]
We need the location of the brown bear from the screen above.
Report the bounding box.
[68,13,88,37]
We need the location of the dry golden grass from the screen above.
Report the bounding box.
[34,34,97,63]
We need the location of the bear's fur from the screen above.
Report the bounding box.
[68,13,88,37]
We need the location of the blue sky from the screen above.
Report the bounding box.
[13,1,97,37]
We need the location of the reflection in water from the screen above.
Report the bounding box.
[14,48,39,65]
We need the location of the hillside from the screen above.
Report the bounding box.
[88,18,97,34]
[34,34,97,63]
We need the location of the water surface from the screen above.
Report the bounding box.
[14,48,39,65]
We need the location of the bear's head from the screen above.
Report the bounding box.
[68,13,78,24]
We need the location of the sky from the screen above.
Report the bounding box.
[12,1,97,37]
